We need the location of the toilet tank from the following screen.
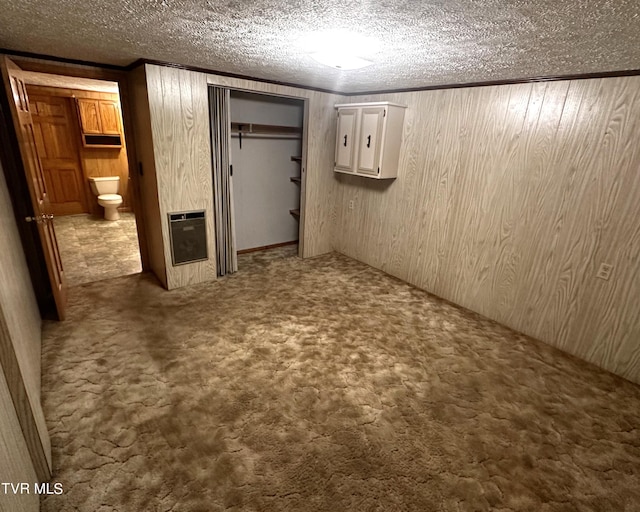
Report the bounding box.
[89,176,120,195]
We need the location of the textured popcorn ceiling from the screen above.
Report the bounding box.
[1,0,639,93]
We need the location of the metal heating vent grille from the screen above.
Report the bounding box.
[168,211,208,266]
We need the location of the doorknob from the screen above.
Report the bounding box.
[25,214,54,223]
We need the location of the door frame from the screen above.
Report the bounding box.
[2,54,150,283]
[222,87,309,258]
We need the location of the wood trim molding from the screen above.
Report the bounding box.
[0,48,125,71]
[342,68,640,96]
[0,308,51,482]
[127,59,345,95]
[126,59,640,96]
[4,50,640,97]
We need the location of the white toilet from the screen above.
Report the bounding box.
[89,176,123,221]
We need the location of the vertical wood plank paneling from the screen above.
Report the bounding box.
[332,75,640,383]
[146,65,216,289]
[128,66,167,286]
[0,367,39,512]
[0,161,50,470]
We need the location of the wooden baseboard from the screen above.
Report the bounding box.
[237,240,298,255]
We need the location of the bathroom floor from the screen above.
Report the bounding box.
[53,212,142,287]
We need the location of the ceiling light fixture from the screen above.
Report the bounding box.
[309,52,373,70]
[299,30,377,70]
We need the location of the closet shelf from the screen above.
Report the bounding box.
[289,209,300,218]
[231,122,301,136]
[290,177,301,184]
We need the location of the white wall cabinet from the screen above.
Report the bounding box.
[334,102,406,179]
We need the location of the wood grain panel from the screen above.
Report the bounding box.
[76,98,101,133]
[29,93,87,215]
[0,160,51,476]
[145,65,216,289]
[332,75,640,383]
[128,66,167,287]
[98,100,120,134]
[0,367,39,512]
[22,70,119,93]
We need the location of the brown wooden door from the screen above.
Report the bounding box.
[1,57,67,320]
[98,100,121,134]
[29,93,88,216]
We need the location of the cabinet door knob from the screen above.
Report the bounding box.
[366,135,371,148]
[343,134,347,147]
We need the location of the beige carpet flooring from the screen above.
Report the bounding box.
[54,213,142,286]
[41,248,640,511]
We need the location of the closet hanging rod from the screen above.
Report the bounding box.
[230,122,302,136]
[230,133,301,139]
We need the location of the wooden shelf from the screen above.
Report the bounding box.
[290,177,301,184]
[289,209,300,218]
[231,122,301,136]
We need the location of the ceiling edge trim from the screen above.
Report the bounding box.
[3,50,640,96]
[129,59,640,96]
[343,69,640,96]
[0,48,127,71]
[127,59,345,95]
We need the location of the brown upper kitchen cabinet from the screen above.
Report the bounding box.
[76,98,123,147]
[98,100,121,134]
[76,98,102,133]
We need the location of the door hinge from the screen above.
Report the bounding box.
[230,164,233,176]
[383,109,386,117]
[377,167,380,173]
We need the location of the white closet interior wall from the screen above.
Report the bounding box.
[230,91,303,252]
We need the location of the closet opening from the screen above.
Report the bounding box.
[210,88,306,275]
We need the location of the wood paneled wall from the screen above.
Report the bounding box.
[144,65,217,289]
[0,368,39,512]
[25,85,131,214]
[134,63,338,289]
[332,76,640,383]
[0,160,50,482]
[128,67,167,287]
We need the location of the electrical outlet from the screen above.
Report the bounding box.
[595,262,613,281]
[348,200,354,210]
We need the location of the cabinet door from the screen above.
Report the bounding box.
[76,98,102,134]
[98,100,121,134]
[357,107,385,175]
[335,108,358,172]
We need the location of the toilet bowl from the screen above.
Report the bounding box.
[89,176,123,221]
